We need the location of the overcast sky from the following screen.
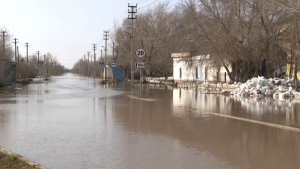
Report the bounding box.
[0,0,178,69]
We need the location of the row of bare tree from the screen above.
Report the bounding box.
[0,28,65,85]
[72,0,300,83]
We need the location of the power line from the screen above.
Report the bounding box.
[135,0,152,4]
[115,8,128,27]
[138,0,174,10]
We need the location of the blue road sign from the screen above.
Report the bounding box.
[38,61,44,67]
[99,62,105,68]
[111,62,116,69]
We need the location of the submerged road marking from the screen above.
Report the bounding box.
[126,95,158,102]
[174,106,300,132]
[201,111,300,133]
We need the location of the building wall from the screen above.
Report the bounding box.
[1,62,17,85]
[173,57,230,82]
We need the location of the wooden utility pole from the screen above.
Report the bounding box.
[13,38,18,61]
[103,31,109,81]
[128,4,137,87]
[25,43,29,65]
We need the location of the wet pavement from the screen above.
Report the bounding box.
[0,73,300,169]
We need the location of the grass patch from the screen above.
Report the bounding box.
[0,152,38,169]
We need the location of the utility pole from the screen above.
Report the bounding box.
[90,54,92,77]
[103,31,109,81]
[37,51,40,79]
[100,49,103,78]
[13,38,18,61]
[128,3,137,87]
[113,42,115,60]
[37,51,40,61]
[1,31,6,58]
[91,54,93,77]
[84,55,87,76]
[25,43,29,65]
[44,55,46,77]
[87,51,90,77]
[17,46,20,79]
[17,46,20,63]
[93,44,97,78]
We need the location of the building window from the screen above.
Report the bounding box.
[195,67,198,79]
[180,68,182,79]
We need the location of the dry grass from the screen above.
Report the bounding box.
[0,152,37,169]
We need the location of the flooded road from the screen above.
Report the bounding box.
[0,73,300,169]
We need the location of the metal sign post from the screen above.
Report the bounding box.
[135,48,146,98]
[37,60,44,82]
[111,62,116,81]
[98,62,105,80]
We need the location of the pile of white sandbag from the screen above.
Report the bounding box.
[230,76,295,100]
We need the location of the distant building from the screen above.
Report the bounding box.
[0,61,17,85]
[172,52,231,83]
[102,65,125,81]
[273,65,287,78]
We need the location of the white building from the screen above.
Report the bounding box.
[172,52,231,82]
[273,65,287,78]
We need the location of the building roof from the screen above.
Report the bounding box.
[171,52,210,60]
[171,52,191,58]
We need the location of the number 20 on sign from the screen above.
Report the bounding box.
[135,48,146,59]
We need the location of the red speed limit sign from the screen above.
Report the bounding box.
[135,48,146,59]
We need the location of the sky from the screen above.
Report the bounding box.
[0,0,179,69]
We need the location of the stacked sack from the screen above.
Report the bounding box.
[230,76,294,100]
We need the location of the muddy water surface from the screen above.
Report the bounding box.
[0,73,299,169]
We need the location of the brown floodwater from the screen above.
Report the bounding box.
[0,73,299,169]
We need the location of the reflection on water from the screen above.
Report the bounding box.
[0,74,299,169]
[173,88,300,128]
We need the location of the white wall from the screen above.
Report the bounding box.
[273,66,287,77]
[173,57,230,82]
